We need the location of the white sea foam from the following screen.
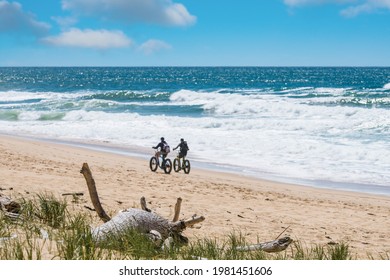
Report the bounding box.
[171,89,284,116]
[0,91,50,102]
[0,90,89,105]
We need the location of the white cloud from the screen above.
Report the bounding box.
[284,0,390,16]
[341,0,390,16]
[61,0,196,26]
[138,39,172,55]
[41,28,132,50]
[284,0,317,5]
[284,0,360,6]
[51,16,78,30]
[0,0,50,36]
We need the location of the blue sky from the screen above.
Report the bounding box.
[1,0,390,66]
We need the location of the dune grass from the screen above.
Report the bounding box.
[0,193,386,260]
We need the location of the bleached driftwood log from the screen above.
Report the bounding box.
[80,163,205,244]
[0,194,20,219]
[0,194,11,209]
[235,236,293,253]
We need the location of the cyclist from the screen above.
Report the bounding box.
[173,138,189,159]
[152,137,170,166]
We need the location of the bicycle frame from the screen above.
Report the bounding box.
[156,152,168,168]
[150,149,172,174]
[175,155,186,168]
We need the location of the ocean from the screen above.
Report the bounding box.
[1,67,389,195]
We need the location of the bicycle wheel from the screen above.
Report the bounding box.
[173,158,180,172]
[164,158,172,174]
[149,156,158,172]
[183,159,191,174]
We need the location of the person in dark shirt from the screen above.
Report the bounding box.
[173,138,189,159]
[153,137,170,164]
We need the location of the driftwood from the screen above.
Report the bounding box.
[236,237,293,253]
[173,197,182,222]
[235,226,293,253]
[80,163,110,223]
[140,196,151,212]
[80,163,205,245]
[62,192,84,196]
[0,194,21,219]
[0,194,20,213]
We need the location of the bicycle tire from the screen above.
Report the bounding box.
[173,158,180,172]
[164,159,172,174]
[183,159,191,174]
[149,156,158,172]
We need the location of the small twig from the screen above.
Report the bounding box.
[4,212,20,219]
[84,205,96,211]
[62,192,84,196]
[275,225,290,240]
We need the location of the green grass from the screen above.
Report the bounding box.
[0,193,387,260]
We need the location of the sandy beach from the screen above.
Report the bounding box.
[0,134,389,259]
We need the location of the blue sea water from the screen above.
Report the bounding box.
[0,67,389,195]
